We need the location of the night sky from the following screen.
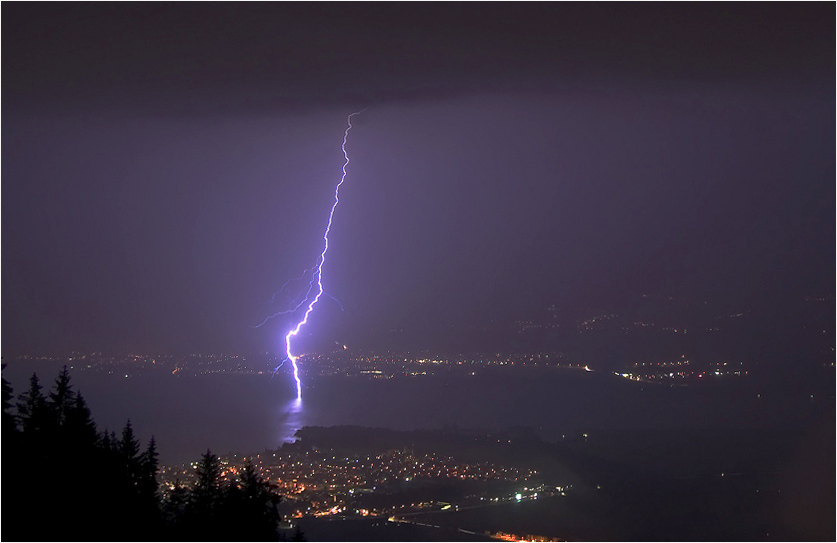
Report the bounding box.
[3,3,834,356]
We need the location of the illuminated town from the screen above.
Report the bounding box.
[159,435,569,541]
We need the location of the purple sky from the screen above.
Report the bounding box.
[3,3,833,356]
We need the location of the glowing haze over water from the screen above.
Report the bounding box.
[284,111,363,399]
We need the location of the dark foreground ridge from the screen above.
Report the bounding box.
[1,367,286,542]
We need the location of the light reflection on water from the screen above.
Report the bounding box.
[276,396,304,444]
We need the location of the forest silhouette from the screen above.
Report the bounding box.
[2,366,291,541]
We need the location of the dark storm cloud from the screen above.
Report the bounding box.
[2,3,833,355]
[3,3,832,115]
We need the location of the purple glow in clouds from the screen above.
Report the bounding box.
[283,111,363,398]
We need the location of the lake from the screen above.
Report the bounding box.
[2,360,799,464]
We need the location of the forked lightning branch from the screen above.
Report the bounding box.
[259,111,364,399]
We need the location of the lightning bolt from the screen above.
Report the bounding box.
[280,110,364,399]
[252,269,317,328]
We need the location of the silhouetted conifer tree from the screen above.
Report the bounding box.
[162,481,191,539]
[234,460,283,540]
[2,365,14,421]
[120,419,142,486]
[2,365,18,440]
[192,449,222,512]
[99,427,112,449]
[137,436,163,537]
[49,366,73,427]
[67,392,98,447]
[142,436,160,496]
[16,373,48,437]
